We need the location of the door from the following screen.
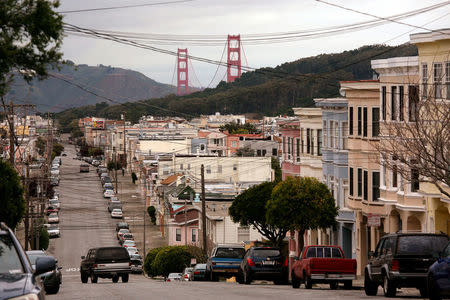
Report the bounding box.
[370,238,385,282]
[342,227,352,259]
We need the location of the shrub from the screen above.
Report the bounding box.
[147,206,156,224]
[152,246,191,277]
[144,247,164,276]
[39,227,49,250]
[183,245,207,264]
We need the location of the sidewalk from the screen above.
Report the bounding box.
[113,170,167,258]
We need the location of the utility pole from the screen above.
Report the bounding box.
[201,164,207,253]
[122,114,126,170]
[114,147,118,193]
[143,210,146,257]
[184,197,187,246]
[8,102,15,166]
[24,162,30,250]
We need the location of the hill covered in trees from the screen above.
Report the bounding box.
[56,44,418,131]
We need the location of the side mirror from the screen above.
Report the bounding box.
[81,256,85,260]
[35,256,56,276]
[368,251,375,258]
[57,266,63,270]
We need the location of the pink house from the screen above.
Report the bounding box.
[168,206,200,247]
[279,121,301,179]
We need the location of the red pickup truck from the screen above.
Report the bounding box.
[291,245,357,290]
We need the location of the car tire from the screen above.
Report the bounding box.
[330,281,338,290]
[291,272,300,289]
[236,273,244,284]
[382,274,396,297]
[210,271,219,282]
[122,274,129,283]
[45,285,60,294]
[90,274,98,283]
[304,274,312,289]
[419,286,428,298]
[364,269,378,296]
[243,271,252,285]
[428,275,441,300]
[112,275,119,283]
[81,272,89,283]
[343,280,352,290]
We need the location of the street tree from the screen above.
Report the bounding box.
[229,181,288,247]
[266,176,338,250]
[0,0,63,97]
[35,136,46,156]
[376,87,450,198]
[0,160,25,229]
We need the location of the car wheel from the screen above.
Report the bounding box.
[291,272,300,289]
[112,275,119,283]
[428,275,441,300]
[243,271,252,285]
[304,274,312,289]
[419,286,428,298]
[382,274,396,297]
[343,280,352,290]
[81,272,88,283]
[330,281,338,290]
[45,285,60,294]
[210,271,219,282]
[122,274,129,283]
[90,274,98,283]
[364,269,378,296]
[236,272,244,284]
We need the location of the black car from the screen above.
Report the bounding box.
[192,264,208,281]
[26,250,62,294]
[364,233,448,297]
[239,247,288,285]
[80,247,131,283]
[0,222,56,299]
[116,222,129,232]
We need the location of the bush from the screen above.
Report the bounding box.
[39,227,49,250]
[152,246,191,277]
[144,247,164,276]
[147,206,156,224]
[183,245,207,264]
[107,161,122,171]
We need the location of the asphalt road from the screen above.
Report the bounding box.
[46,142,425,300]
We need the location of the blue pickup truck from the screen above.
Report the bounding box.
[206,244,246,281]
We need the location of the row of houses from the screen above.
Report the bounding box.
[281,29,450,275]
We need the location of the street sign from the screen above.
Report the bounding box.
[190,258,197,265]
[367,213,381,227]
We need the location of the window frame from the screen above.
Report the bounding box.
[357,107,362,136]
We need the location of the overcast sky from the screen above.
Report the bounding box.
[59,0,449,88]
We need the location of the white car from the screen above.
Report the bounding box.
[122,240,136,248]
[48,199,60,209]
[166,273,182,282]
[111,208,123,218]
[104,189,115,198]
[46,224,60,238]
[48,213,59,223]
[127,247,139,256]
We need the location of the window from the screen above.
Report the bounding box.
[372,107,380,137]
[349,167,354,196]
[349,107,354,135]
[272,148,277,156]
[408,85,419,122]
[329,121,334,148]
[357,107,362,136]
[187,164,191,170]
[300,128,304,153]
[411,167,420,192]
[323,121,327,148]
[287,137,291,157]
[180,164,183,170]
[334,123,338,148]
[176,229,181,241]
[341,122,348,149]
[217,165,222,173]
[363,107,368,137]
[262,149,266,156]
[311,130,314,156]
[306,129,311,154]
[399,86,404,121]
[372,171,380,201]
[363,170,368,201]
[206,165,211,174]
[232,141,237,147]
[391,86,397,121]
[446,62,450,99]
[392,157,398,188]
[357,168,362,197]
[233,164,238,171]
[317,129,322,156]
[381,86,387,120]
[200,144,205,151]
[296,139,300,161]
[192,229,197,242]
[422,63,428,98]
[257,149,262,156]
[434,63,443,99]
[237,226,250,242]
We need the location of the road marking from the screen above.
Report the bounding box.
[65,267,80,272]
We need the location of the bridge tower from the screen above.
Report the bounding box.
[177,48,189,95]
[227,35,241,83]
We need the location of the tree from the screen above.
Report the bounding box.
[0,160,25,229]
[266,176,338,250]
[229,181,287,247]
[152,246,191,277]
[220,122,259,134]
[235,146,254,157]
[271,157,282,183]
[144,247,164,276]
[35,136,46,156]
[376,89,450,198]
[147,206,156,224]
[0,0,63,97]
[52,143,64,157]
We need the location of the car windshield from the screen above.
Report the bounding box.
[253,249,281,257]
[194,264,206,270]
[97,248,128,260]
[397,235,448,256]
[123,234,133,239]
[49,213,58,217]
[48,225,58,230]
[215,248,245,259]
[168,273,180,278]
[0,235,24,274]
[119,229,129,234]
[124,241,135,245]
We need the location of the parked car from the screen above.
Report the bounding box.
[80,164,90,172]
[26,250,62,294]
[206,244,245,281]
[0,222,56,299]
[428,241,450,300]
[104,189,115,198]
[46,205,59,215]
[364,233,448,297]
[80,247,131,283]
[108,201,122,213]
[103,182,114,191]
[126,247,139,256]
[109,196,119,203]
[111,208,123,218]
[50,176,60,186]
[130,254,143,274]
[62,153,67,156]
[117,228,130,240]
[46,224,61,238]
[116,222,129,232]
[119,233,134,245]
[48,212,59,223]
[49,198,60,209]
[239,247,288,285]
[292,245,356,290]
[122,240,136,248]
[166,273,182,282]
[182,267,194,281]
[192,264,208,281]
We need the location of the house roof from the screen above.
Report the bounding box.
[160,173,182,185]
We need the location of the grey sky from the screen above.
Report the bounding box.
[60,0,450,88]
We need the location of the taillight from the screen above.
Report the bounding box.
[167,279,171,282]
[283,258,288,267]
[212,262,216,265]
[248,258,255,267]
[93,264,98,268]
[129,262,132,266]
[392,260,399,271]
[194,271,200,275]
[184,274,188,278]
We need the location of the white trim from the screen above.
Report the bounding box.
[395,203,426,212]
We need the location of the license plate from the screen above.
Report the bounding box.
[263,261,275,265]
[327,274,340,278]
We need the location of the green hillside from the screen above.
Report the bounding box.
[56,44,418,131]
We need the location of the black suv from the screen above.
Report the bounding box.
[80,247,131,283]
[239,247,288,285]
[364,233,448,297]
[0,222,56,299]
